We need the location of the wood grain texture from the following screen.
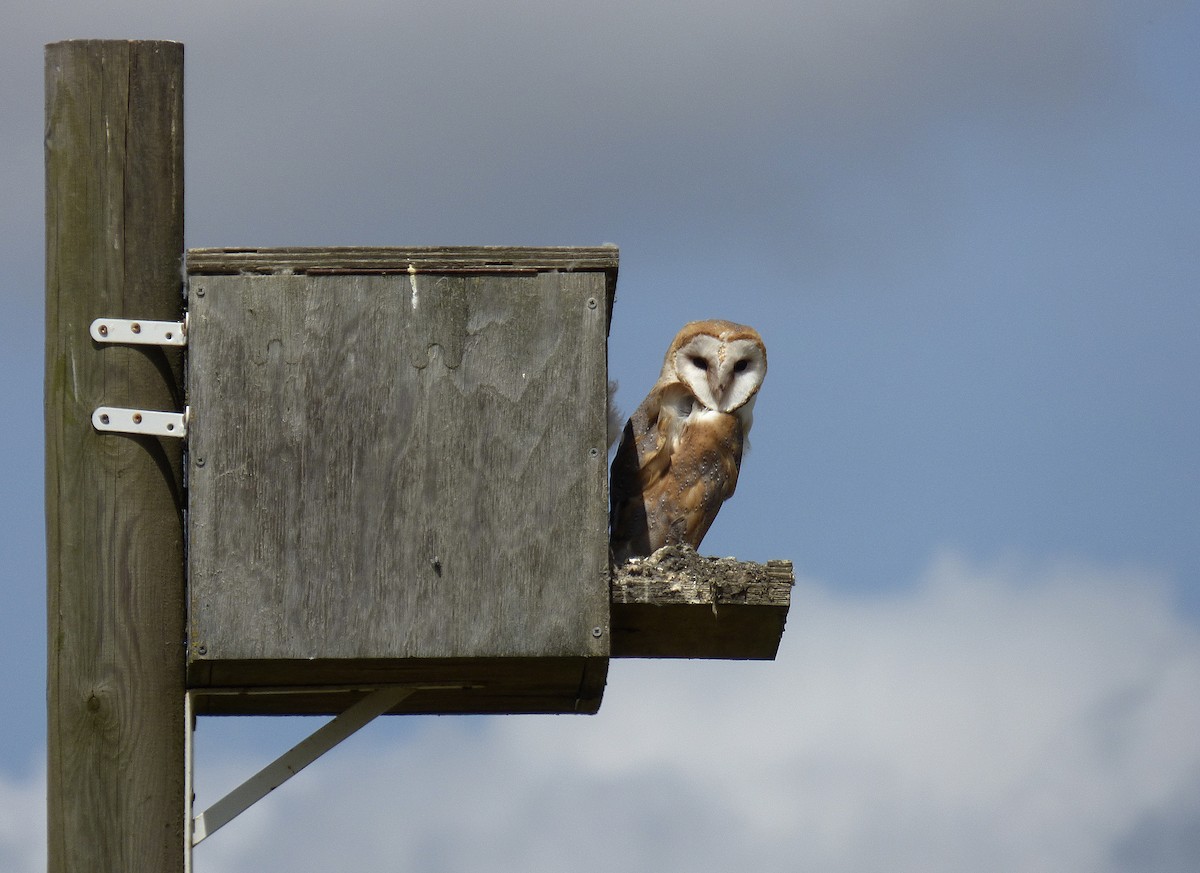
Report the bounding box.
[45,40,185,873]
[186,256,612,713]
[186,246,619,273]
[188,246,619,327]
[611,545,793,659]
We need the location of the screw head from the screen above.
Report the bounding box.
[592,626,603,638]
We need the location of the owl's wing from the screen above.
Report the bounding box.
[665,411,744,548]
[633,382,693,485]
[609,381,694,561]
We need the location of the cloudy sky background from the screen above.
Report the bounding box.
[3,1,1200,871]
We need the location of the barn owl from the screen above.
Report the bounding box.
[610,320,767,563]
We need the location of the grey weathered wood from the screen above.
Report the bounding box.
[192,657,609,716]
[45,40,185,873]
[611,545,793,659]
[186,251,614,714]
[185,245,619,273]
[188,246,619,325]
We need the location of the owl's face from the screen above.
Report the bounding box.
[664,320,767,414]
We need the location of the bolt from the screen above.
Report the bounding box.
[589,447,599,459]
[131,322,141,334]
[587,297,598,310]
[195,457,205,468]
[194,286,205,298]
[165,331,173,340]
[592,626,603,638]
[132,413,143,425]
[98,324,108,337]
[196,644,207,656]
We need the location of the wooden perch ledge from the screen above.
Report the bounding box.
[610,544,794,660]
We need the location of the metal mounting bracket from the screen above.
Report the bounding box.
[186,686,415,851]
[92,405,189,438]
[89,315,190,439]
[90,315,188,346]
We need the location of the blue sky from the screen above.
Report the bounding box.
[3,2,1199,871]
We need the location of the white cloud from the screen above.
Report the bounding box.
[5,553,1196,872]
[173,550,1200,873]
[0,765,44,873]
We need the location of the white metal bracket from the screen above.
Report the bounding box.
[90,315,188,346]
[186,686,415,850]
[93,405,189,438]
[89,315,190,439]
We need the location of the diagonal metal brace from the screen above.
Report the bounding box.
[190,686,414,846]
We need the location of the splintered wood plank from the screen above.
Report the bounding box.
[610,545,794,659]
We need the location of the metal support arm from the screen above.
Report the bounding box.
[188,686,414,847]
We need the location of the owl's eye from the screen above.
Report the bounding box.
[733,359,749,373]
[690,356,709,371]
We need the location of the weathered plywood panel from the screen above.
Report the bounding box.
[188,246,620,329]
[186,252,613,712]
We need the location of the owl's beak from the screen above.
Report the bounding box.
[709,368,728,405]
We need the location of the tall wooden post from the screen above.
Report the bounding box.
[45,40,186,872]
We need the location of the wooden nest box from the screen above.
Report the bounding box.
[185,246,792,718]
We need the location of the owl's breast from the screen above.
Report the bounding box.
[677,408,744,488]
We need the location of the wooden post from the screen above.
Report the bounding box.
[45,40,186,872]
